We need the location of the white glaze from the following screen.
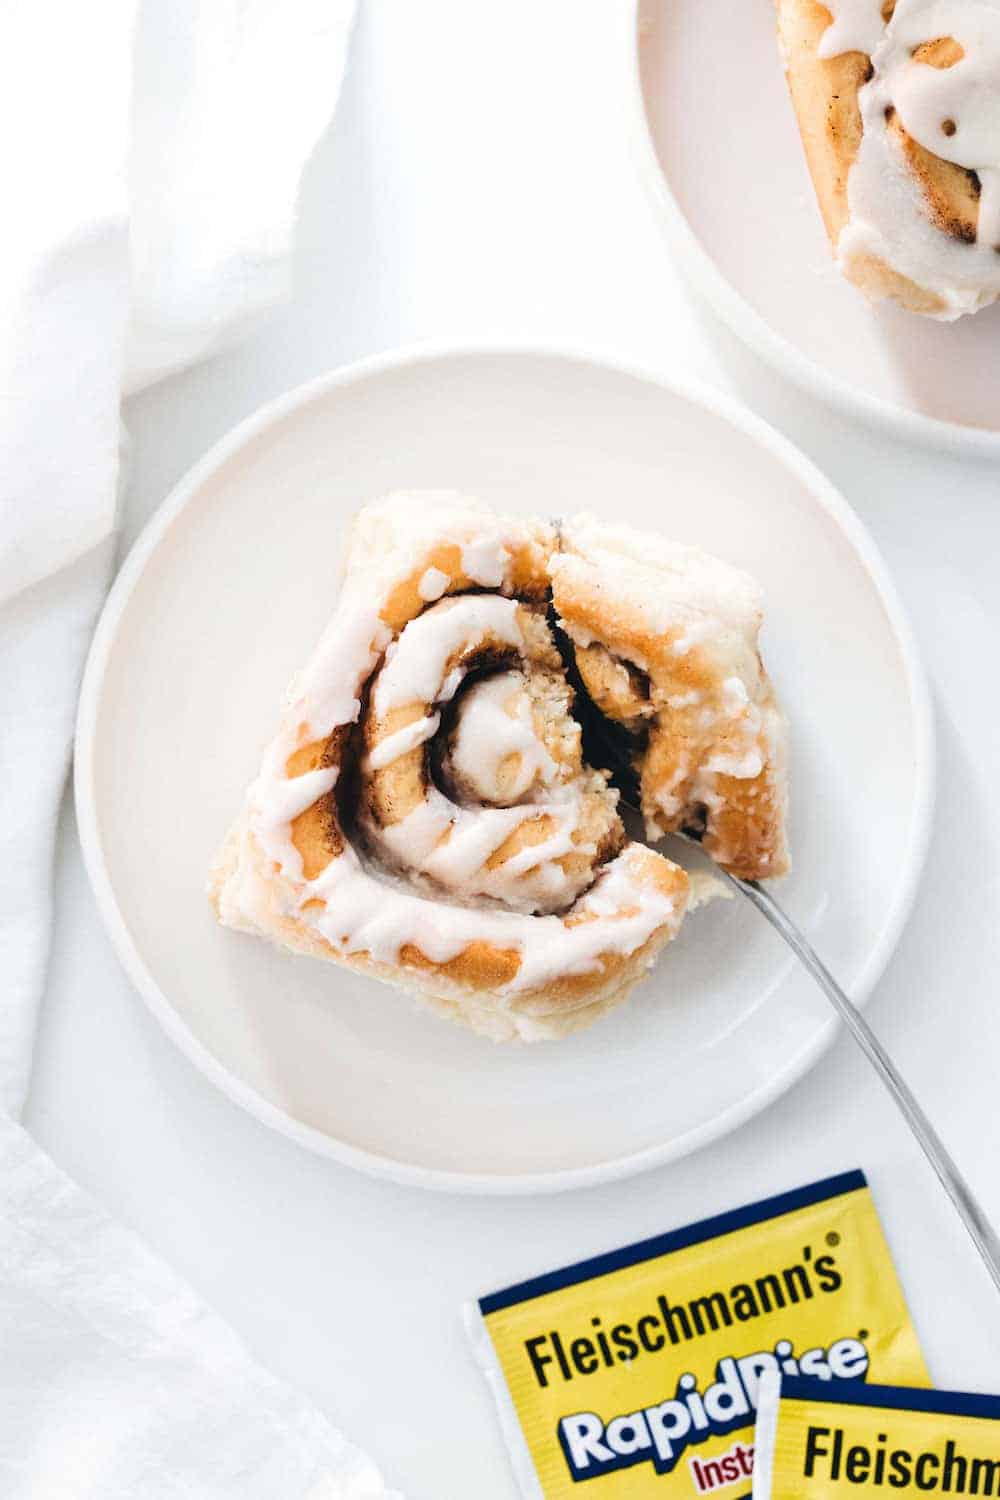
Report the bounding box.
[885,0,1000,246]
[448,671,557,804]
[250,766,339,883]
[366,714,440,771]
[303,840,678,990]
[372,595,522,714]
[461,535,509,588]
[374,787,589,914]
[819,0,1000,315]
[417,566,449,601]
[817,0,885,58]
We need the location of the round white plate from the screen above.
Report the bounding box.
[630,0,1000,454]
[76,345,933,1193]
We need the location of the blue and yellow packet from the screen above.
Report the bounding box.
[466,1171,928,1499]
[753,1376,1000,1500]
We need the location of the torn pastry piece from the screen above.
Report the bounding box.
[210,493,689,1042]
[778,0,1000,317]
[551,515,789,883]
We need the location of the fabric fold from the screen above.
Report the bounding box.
[0,1,390,1493]
[0,1114,397,1499]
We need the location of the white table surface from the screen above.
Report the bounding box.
[25,3,1000,1495]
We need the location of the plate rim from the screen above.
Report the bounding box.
[625,0,1000,459]
[75,339,936,1194]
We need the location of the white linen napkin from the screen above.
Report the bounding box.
[1,0,356,1110]
[0,3,401,1495]
[0,1113,397,1499]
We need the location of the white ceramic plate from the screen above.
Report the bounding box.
[630,0,1000,455]
[76,345,933,1192]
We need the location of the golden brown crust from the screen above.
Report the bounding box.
[777,0,867,244]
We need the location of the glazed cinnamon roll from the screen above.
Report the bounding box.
[778,0,1000,317]
[210,494,788,1041]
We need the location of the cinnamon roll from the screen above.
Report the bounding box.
[778,0,1000,317]
[210,494,788,1041]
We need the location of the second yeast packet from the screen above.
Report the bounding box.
[753,1375,1000,1500]
[467,1171,928,1500]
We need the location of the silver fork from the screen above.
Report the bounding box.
[675,832,1000,1295]
[553,619,1000,1290]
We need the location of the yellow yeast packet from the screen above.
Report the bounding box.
[753,1377,1000,1499]
[466,1172,928,1500]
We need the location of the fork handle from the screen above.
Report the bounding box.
[727,871,1000,1296]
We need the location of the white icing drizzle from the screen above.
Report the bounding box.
[885,0,1000,245]
[303,841,678,991]
[461,536,509,588]
[418,566,449,601]
[817,0,885,58]
[380,791,527,880]
[250,752,343,884]
[448,671,557,804]
[375,786,587,913]
[372,595,522,714]
[819,0,1000,314]
[251,766,339,883]
[366,714,440,770]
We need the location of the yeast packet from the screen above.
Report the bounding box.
[466,1171,927,1500]
[753,1375,1000,1500]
